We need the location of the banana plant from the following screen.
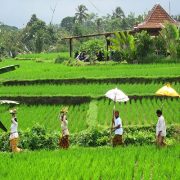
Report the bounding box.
[110,31,136,63]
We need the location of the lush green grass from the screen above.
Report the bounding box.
[16,52,69,61]
[0,82,179,96]
[0,60,180,81]
[0,98,179,133]
[0,146,179,179]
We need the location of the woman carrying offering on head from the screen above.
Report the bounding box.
[59,107,69,149]
[9,109,22,152]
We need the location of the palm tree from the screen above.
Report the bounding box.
[112,7,125,20]
[75,5,89,24]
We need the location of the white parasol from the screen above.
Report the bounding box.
[105,88,129,142]
[0,100,19,105]
[105,88,129,103]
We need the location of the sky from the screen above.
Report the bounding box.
[0,0,179,28]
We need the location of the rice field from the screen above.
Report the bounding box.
[16,52,69,61]
[0,104,89,133]
[0,98,179,133]
[0,82,179,96]
[0,145,179,179]
[0,54,179,179]
[97,98,180,127]
[0,60,180,81]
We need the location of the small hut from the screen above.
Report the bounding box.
[134,4,177,35]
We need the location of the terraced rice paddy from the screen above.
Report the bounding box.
[0,98,179,133]
[0,146,179,179]
[0,54,180,179]
[0,82,180,96]
[0,60,180,81]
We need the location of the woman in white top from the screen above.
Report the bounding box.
[9,109,22,152]
[156,110,166,147]
[59,107,69,149]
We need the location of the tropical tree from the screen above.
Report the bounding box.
[75,5,89,24]
[0,27,22,58]
[61,16,75,32]
[112,7,125,20]
[21,14,57,53]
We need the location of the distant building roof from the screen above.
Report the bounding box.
[136,4,177,29]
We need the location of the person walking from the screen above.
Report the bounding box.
[156,110,166,147]
[111,110,123,147]
[59,107,70,149]
[9,109,22,152]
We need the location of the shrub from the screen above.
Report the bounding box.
[79,39,105,63]
[0,125,178,151]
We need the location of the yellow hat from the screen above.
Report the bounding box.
[9,109,17,114]
[60,107,68,113]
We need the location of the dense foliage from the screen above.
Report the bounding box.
[0,125,178,151]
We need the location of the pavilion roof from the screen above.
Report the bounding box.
[136,4,177,29]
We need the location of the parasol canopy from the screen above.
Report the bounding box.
[0,100,19,105]
[155,83,179,97]
[105,88,129,102]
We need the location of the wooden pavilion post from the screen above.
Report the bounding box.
[69,38,73,58]
[105,35,110,61]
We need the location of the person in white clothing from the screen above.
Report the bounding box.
[9,109,22,152]
[59,107,69,149]
[156,110,166,147]
[111,111,123,147]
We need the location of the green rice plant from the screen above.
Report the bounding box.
[97,98,179,127]
[0,146,179,179]
[16,52,69,61]
[0,97,179,133]
[0,103,89,133]
[0,60,180,81]
[86,100,98,127]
